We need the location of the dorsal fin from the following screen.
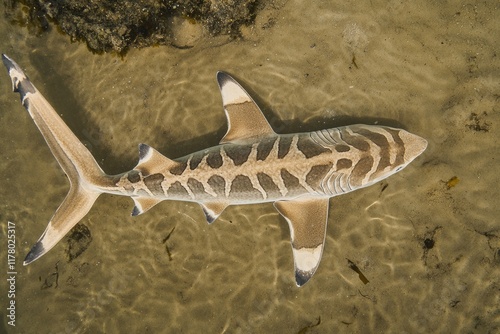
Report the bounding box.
[217,72,276,144]
[135,144,178,175]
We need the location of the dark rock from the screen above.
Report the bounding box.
[423,238,435,250]
[6,0,264,54]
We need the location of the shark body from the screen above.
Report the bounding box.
[2,54,427,286]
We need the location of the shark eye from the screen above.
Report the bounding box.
[395,166,404,172]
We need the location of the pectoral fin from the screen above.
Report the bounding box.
[274,198,329,287]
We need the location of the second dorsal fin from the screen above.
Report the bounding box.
[217,72,276,144]
[135,144,179,175]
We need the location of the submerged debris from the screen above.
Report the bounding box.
[347,259,369,284]
[466,112,491,132]
[419,226,442,267]
[297,316,321,334]
[162,226,176,261]
[40,262,59,289]
[423,238,435,250]
[6,0,264,54]
[445,176,460,190]
[65,223,92,262]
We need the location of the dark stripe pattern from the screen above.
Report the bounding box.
[280,169,304,194]
[386,128,405,166]
[257,172,281,197]
[224,145,252,166]
[119,125,410,201]
[256,137,277,161]
[278,136,293,159]
[350,156,374,187]
[340,131,370,151]
[356,129,391,174]
[297,136,331,158]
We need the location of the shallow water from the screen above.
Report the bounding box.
[1,1,499,333]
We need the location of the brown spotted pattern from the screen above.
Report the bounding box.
[306,164,332,189]
[143,174,164,195]
[169,161,187,175]
[2,55,426,278]
[114,125,414,203]
[206,151,223,169]
[207,175,226,197]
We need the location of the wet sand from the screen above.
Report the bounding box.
[0,1,499,333]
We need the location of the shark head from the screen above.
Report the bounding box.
[364,126,428,186]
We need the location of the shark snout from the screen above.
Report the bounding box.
[399,130,428,163]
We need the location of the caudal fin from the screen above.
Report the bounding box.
[2,55,107,265]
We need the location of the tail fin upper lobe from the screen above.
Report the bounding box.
[2,54,107,265]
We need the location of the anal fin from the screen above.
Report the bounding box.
[274,197,330,287]
[132,197,163,216]
[200,201,230,224]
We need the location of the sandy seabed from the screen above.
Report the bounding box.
[0,1,499,333]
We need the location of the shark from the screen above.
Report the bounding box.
[2,54,427,286]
